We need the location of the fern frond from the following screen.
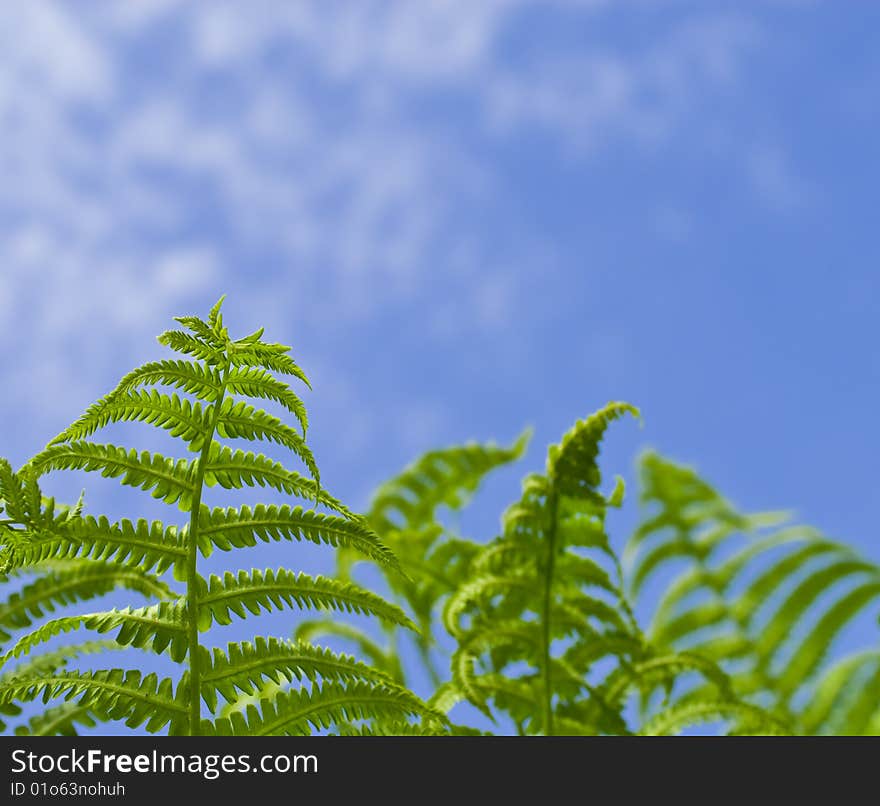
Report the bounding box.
[775,581,880,698]
[47,391,210,451]
[207,295,226,330]
[199,638,396,710]
[196,569,416,630]
[214,399,318,482]
[0,562,175,642]
[197,505,396,570]
[0,298,429,737]
[443,575,539,638]
[111,359,221,402]
[202,447,348,515]
[800,651,880,735]
[224,366,308,435]
[8,516,186,577]
[603,652,733,709]
[202,680,433,736]
[562,632,646,674]
[752,560,878,664]
[451,622,540,715]
[0,669,188,733]
[436,403,642,734]
[556,554,617,594]
[834,664,880,736]
[547,402,639,500]
[730,538,839,622]
[174,315,225,347]
[628,452,880,733]
[227,343,311,388]
[157,330,223,364]
[2,602,189,664]
[28,443,195,509]
[0,459,29,523]
[651,600,729,648]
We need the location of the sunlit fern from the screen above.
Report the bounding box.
[0,469,132,735]
[0,297,436,736]
[625,452,880,735]
[435,403,787,735]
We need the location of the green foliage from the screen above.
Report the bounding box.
[434,402,775,735]
[0,298,433,736]
[2,300,876,737]
[625,452,880,734]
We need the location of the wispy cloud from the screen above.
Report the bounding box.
[0,0,813,456]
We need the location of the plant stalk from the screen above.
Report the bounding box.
[185,361,229,735]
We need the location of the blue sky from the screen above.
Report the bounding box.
[1,1,878,732]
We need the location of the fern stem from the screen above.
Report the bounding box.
[541,487,559,736]
[185,360,230,735]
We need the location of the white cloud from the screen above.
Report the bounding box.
[0,0,813,453]
[154,246,220,295]
[0,1,112,102]
[483,14,759,154]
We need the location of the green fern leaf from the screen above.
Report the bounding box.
[547,402,639,500]
[0,562,175,642]
[604,652,733,709]
[753,559,878,663]
[197,505,397,571]
[173,315,225,348]
[224,366,308,435]
[0,298,434,736]
[2,602,189,664]
[651,600,729,648]
[777,581,880,698]
[196,569,416,630]
[451,622,540,715]
[0,459,29,523]
[202,446,347,514]
[834,662,880,735]
[157,330,223,364]
[731,541,843,624]
[215,399,318,482]
[0,669,188,733]
[28,443,195,509]
[800,651,880,735]
[203,680,433,736]
[443,575,539,638]
[8,516,186,577]
[48,391,211,451]
[227,343,311,388]
[199,638,396,710]
[110,359,221,402]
